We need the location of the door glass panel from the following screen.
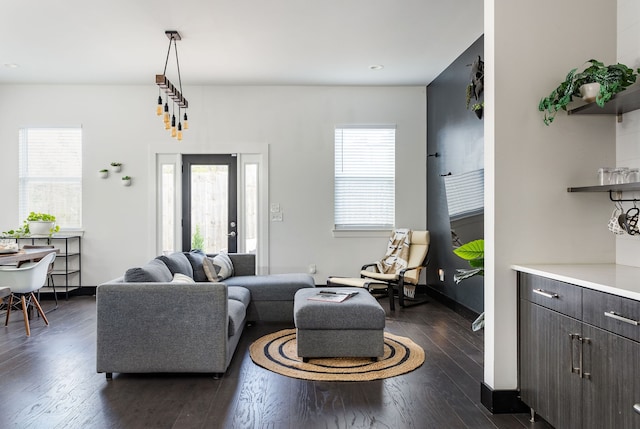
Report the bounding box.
[190,165,229,253]
[244,163,258,254]
[161,164,175,252]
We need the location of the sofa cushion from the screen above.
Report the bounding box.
[183,250,208,282]
[227,299,247,337]
[228,286,251,308]
[156,252,194,278]
[171,273,196,283]
[224,273,315,301]
[124,259,173,283]
[203,253,234,281]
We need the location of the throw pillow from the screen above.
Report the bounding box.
[156,252,194,278]
[183,250,208,282]
[124,259,173,282]
[171,273,196,283]
[203,253,234,282]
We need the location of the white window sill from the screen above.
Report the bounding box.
[332,229,392,238]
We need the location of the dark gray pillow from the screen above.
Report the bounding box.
[156,252,193,278]
[124,259,173,282]
[183,250,208,282]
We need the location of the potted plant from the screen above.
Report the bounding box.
[2,212,61,237]
[539,59,640,125]
[98,169,109,178]
[121,176,131,186]
[110,162,122,172]
[453,239,485,331]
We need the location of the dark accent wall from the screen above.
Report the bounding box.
[426,35,484,314]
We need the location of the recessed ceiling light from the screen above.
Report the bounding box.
[369,65,384,71]
[4,63,19,69]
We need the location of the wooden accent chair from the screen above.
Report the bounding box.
[328,230,430,310]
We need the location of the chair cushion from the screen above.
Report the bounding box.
[183,250,208,282]
[228,286,251,308]
[203,253,234,281]
[156,252,194,278]
[224,273,315,301]
[124,259,173,283]
[360,271,399,282]
[227,299,247,337]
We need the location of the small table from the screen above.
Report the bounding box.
[0,248,58,265]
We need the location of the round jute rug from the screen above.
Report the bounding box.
[249,329,425,382]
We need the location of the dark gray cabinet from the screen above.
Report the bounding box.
[518,272,640,429]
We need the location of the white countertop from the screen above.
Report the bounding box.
[511,264,640,301]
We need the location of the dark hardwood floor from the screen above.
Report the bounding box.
[0,294,553,429]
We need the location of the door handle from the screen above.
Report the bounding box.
[569,333,580,374]
[227,231,236,237]
[533,288,558,299]
[580,337,591,380]
[604,311,639,326]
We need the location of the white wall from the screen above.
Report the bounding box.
[617,0,640,266]
[0,85,426,286]
[485,0,616,390]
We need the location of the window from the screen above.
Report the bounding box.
[334,125,395,230]
[19,128,82,229]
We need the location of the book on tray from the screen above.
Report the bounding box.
[307,290,359,303]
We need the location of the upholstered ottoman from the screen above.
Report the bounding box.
[293,287,386,361]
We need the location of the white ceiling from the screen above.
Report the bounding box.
[0,0,483,86]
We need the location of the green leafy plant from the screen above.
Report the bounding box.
[99,169,108,172]
[2,212,60,237]
[122,176,131,180]
[453,239,484,283]
[539,59,640,125]
[453,239,484,331]
[110,162,122,167]
[191,225,204,250]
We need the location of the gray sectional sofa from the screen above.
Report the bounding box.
[96,251,315,379]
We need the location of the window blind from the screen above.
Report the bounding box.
[443,169,484,220]
[19,127,83,229]
[334,126,395,230]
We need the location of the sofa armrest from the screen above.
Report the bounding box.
[96,282,231,374]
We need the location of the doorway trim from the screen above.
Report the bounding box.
[150,143,270,275]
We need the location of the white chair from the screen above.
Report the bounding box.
[0,252,55,336]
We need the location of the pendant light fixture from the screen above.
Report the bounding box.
[156,30,189,140]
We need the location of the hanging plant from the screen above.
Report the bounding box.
[466,55,484,120]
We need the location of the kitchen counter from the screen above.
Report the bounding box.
[511,263,640,301]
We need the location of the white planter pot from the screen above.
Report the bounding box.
[121,179,131,187]
[28,221,55,236]
[111,165,122,173]
[580,82,601,103]
[98,170,109,178]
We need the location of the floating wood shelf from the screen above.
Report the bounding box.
[568,84,640,122]
[567,183,640,193]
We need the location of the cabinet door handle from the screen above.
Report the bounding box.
[569,333,580,374]
[604,311,639,326]
[634,404,640,415]
[533,288,559,299]
[580,337,591,379]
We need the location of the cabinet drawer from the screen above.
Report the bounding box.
[583,288,640,342]
[518,273,582,319]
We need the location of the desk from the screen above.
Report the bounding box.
[0,248,58,265]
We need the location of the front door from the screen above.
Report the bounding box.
[181,154,237,253]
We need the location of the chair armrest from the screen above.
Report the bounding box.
[361,262,377,271]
